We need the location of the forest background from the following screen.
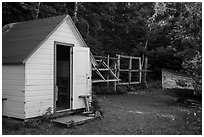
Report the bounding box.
[2,2,202,82]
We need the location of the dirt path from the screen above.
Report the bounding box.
[2,88,202,135]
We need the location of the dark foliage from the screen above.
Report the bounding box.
[2,2,201,80]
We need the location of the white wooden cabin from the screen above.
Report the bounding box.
[2,15,93,119]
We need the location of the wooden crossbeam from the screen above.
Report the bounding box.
[101,61,119,80]
[92,65,106,81]
[92,79,120,83]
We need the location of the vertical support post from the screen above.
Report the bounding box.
[117,55,120,84]
[107,55,110,86]
[139,57,142,83]
[129,57,132,84]
[114,61,117,92]
[144,58,148,85]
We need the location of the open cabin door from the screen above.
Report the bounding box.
[72,47,91,110]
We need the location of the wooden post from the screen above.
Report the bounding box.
[114,61,117,92]
[117,55,120,84]
[144,58,148,87]
[141,57,148,88]
[129,57,132,84]
[139,58,142,83]
[107,55,110,86]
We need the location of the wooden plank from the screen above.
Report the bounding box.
[2,65,24,74]
[26,58,53,65]
[26,74,54,80]
[49,35,80,45]
[2,95,24,102]
[25,90,52,97]
[50,34,80,45]
[52,115,95,127]
[26,85,53,91]
[26,69,53,75]
[3,84,24,91]
[117,82,140,85]
[33,48,54,54]
[92,79,120,83]
[54,30,76,39]
[26,94,53,102]
[3,79,25,85]
[92,68,109,71]
[3,110,25,119]
[25,99,53,108]
[26,79,53,85]
[94,55,118,60]
[3,90,24,97]
[26,64,53,70]
[3,74,24,80]
[26,53,54,60]
[3,101,24,112]
[119,55,140,59]
[129,57,132,84]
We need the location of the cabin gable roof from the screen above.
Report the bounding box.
[2,15,70,64]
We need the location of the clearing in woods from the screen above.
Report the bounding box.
[2,87,202,135]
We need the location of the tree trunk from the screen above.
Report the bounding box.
[73,2,78,23]
[35,2,41,19]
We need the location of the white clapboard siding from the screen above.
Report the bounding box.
[2,65,24,74]
[33,48,54,54]
[26,85,53,91]
[3,111,24,119]
[25,105,53,118]
[3,90,24,97]
[26,90,52,97]
[2,65,25,119]
[26,74,54,80]
[25,99,53,108]
[26,64,53,70]
[24,18,85,118]
[3,84,25,91]
[26,58,53,65]
[26,79,54,85]
[3,101,24,112]
[3,74,24,80]
[3,79,25,85]
[26,95,53,102]
[26,69,53,75]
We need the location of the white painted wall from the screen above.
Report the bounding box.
[2,65,25,119]
[24,18,85,118]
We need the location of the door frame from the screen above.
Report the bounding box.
[53,41,74,114]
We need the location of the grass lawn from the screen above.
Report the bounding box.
[2,87,202,135]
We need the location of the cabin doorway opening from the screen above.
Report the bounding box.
[55,44,72,112]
